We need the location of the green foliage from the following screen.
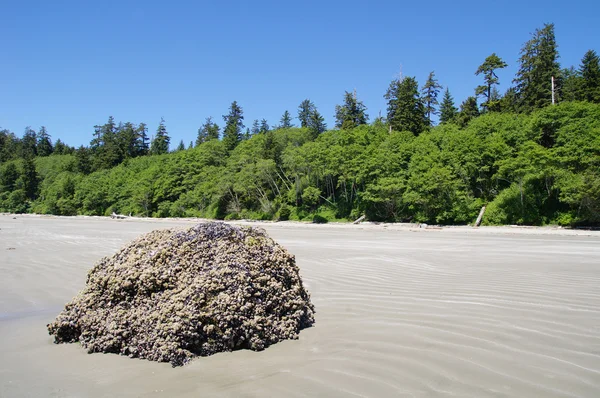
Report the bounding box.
[385,76,428,135]
[421,71,443,124]
[222,101,245,151]
[580,49,600,103]
[279,110,294,129]
[334,91,369,129]
[150,118,170,155]
[456,97,480,127]
[439,88,458,123]
[513,23,561,112]
[475,53,508,112]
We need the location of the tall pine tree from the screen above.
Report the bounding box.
[439,88,458,123]
[279,110,293,128]
[308,109,326,140]
[150,118,170,155]
[475,53,508,112]
[196,117,220,146]
[580,49,600,103]
[222,101,244,151]
[36,126,53,156]
[513,23,561,111]
[385,76,427,135]
[334,90,369,129]
[298,99,315,128]
[421,71,443,124]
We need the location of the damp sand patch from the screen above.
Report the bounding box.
[47,222,315,366]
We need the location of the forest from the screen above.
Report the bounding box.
[1,24,599,226]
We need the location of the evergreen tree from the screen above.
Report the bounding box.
[21,127,37,157]
[117,122,138,159]
[91,116,122,169]
[456,96,480,127]
[308,109,327,140]
[222,101,244,151]
[196,117,220,146]
[75,145,92,174]
[135,123,149,156]
[251,119,260,135]
[439,88,458,123]
[385,76,428,135]
[580,49,600,103]
[421,71,443,124]
[298,99,315,128]
[0,162,19,192]
[475,53,508,112]
[150,118,170,155]
[259,119,270,134]
[513,23,561,111]
[334,90,369,129]
[188,141,194,149]
[176,139,185,151]
[279,110,293,128]
[21,155,38,200]
[497,87,520,113]
[53,139,68,155]
[36,126,53,156]
[561,66,582,102]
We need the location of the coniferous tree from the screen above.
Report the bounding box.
[21,127,37,157]
[334,91,369,129]
[75,145,92,174]
[308,109,326,140]
[298,99,315,128]
[580,49,600,103]
[176,139,185,152]
[421,71,443,124]
[150,118,170,155]
[0,162,19,192]
[251,119,260,135]
[439,88,458,123]
[91,116,122,169]
[53,139,68,155]
[385,76,427,135]
[456,96,480,127]
[513,23,561,111]
[279,110,294,128]
[475,53,508,112]
[135,123,149,156]
[222,101,244,151]
[561,66,582,102]
[21,155,38,200]
[259,119,270,134]
[196,117,220,145]
[117,122,138,159]
[36,126,53,156]
[188,141,194,149]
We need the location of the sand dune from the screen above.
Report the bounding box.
[1,215,599,397]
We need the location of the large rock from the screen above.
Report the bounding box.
[47,222,315,366]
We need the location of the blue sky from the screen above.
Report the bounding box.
[1,0,598,148]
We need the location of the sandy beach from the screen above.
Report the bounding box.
[1,215,599,397]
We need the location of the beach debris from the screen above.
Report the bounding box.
[353,215,366,224]
[110,212,131,219]
[47,222,315,366]
[474,206,487,227]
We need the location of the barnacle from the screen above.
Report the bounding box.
[47,222,315,366]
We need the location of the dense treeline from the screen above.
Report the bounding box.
[1,24,599,226]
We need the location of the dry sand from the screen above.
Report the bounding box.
[1,215,599,397]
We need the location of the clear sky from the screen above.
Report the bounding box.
[1,0,598,148]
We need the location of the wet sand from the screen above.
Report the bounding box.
[1,215,599,397]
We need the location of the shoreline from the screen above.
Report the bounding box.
[3,212,600,237]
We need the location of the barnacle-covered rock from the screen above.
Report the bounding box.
[47,222,315,366]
